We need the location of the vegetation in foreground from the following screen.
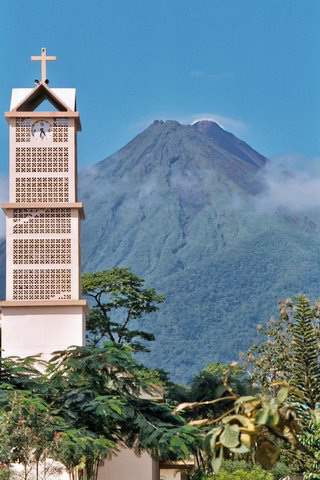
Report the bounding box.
[1,268,320,479]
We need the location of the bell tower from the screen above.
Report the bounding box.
[0,48,86,358]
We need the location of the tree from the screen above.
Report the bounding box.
[290,296,320,478]
[300,420,320,480]
[245,295,320,402]
[0,343,200,480]
[290,295,320,415]
[166,363,252,424]
[165,363,253,472]
[243,299,295,391]
[176,373,301,474]
[0,388,67,480]
[46,343,201,472]
[176,296,320,476]
[0,268,201,479]
[82,268,165,351]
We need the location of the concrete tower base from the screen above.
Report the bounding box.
[0,301,86,358]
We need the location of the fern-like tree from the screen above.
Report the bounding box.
[245,295,320,404]
[300,421,320,480]
[289,295,320,479]
[290,295,320,414]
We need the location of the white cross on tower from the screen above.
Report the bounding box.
[31,47,57,83]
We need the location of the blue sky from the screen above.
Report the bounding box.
[0,0,319,176]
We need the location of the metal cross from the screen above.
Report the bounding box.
[31,48,57,83]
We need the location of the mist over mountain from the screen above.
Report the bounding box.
[1,120,320,382]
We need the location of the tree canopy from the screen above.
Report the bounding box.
[82,268,164,351]
[0,343,200,480]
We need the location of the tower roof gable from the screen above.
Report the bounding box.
[10,83,76,112]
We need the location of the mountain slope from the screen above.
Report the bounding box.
[79,120,266,275]
[78,120,320,381]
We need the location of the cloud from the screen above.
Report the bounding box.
[0,177,8,238]
[254,154,320,213]
[130,112,247,135]
[190,70,234,81]
[178,113,246,132]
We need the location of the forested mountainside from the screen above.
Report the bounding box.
[2,120,320,382]
[77,120,320,381]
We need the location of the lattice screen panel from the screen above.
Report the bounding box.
[13,268,72,300]
[15,177,69,203]
[13,239,71,265]
[15,118,31,143]
[16,147,69,173]
[13,209,71,234]
[53,118,69,143]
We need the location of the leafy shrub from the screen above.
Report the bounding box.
[0,466,10,480]
[221,460,294,479]
[222,460,253,473]
[186,470,208,480]
[215,467,274,480]
[271,461,294,480]
[187,465,274,480]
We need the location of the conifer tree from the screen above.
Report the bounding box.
[291,295,320,415]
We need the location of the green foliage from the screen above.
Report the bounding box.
[271,461,294,480]
[290,295,320,414]
[299,419,320,479]
[82,267,164,351]
[243,294,320,476]
[186,469,209,480]
[244,299,295,391]
[0,342,200,479]
[46,342,201,465]
[245,294,320,399]
[176,377,300,473]
[181,295,320,477]
[0,465,10,480]
[222,460,252,472]
[167,362,252,422]
[165,362,254,473]
[214,467,274,480]
[190,363,251,403]
[187,464,274,480]
[0,388,68,480]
